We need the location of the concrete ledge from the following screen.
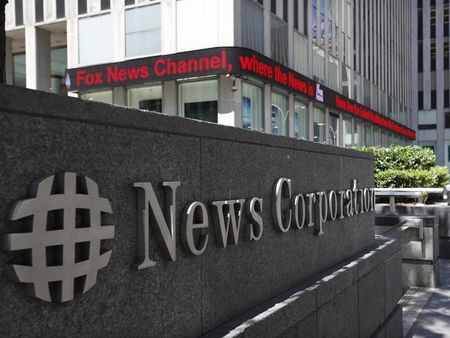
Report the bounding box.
[0,84,372,160]
[202,236,402,338]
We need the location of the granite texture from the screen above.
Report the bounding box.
[0,85,377,336]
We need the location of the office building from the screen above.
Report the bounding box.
[4,0,416,146]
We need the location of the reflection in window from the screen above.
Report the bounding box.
[79,14,113,64]
[242,0,264,54]
[313,106,325,143]
[178,79,218,123]
[343,116,352,147]
[271,16,288,65]
[364,124,372,146]
[242,82,264,131]
[313,45,325,83]
[13,53,26,87]
[295,99,309,140]
[126,4,161,57]
[329,113,339,146]
[80,90,113,104]
[127,85,162,112]
[271,92,289,136]
[354,119,362,146]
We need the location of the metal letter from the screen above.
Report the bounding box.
[337,190,346,219]
[328,191,338,221]
[272,178,292,232]
[363,188,371,212]
[211,199,246,248]
[134,181,180,270]
[345,189,354,217]
[245,197,264,241]
[292,193,306,229]
[315,192,327,235]
[305,193,316,227]
[181,201,209,256]
[352,179,359,215]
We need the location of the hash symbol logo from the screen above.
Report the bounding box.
[4,172,115,303]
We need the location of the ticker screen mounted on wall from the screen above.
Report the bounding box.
[65,47,416,140]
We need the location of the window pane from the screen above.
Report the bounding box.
[313,106,325,143]
[294,32,308,75]
[329,113,339,146]
[13,53,26,87]
[328,55,339,91]
[125,0,135,5]
[179,80,218,123]
[126,4,161,57]
[101,0,110,10]
[78,0,87,15]
[364,124,372,146]
[343,116,352,147]
[80,90,113,104]
[271,15,288,65]
[15,0,24,26]
[51,47,67,77]
[35,0,44,23]
[242,82,264,131]
[313,45,325,83]
[271,92,289,136]
[79,14,113,64]
[177,0,219,51]
[56,0,65,18]
[354,119,362,146]
[127,85,162,112]
[241,0,264,54]
[295,99,309,139]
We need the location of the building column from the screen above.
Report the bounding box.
[5,37,13,85]
[162,80,177,116]
[338,112,344,147]
[325,107,330,144]
[264,84,272,134]
[25,26,51,91]
[161,0,177,54]
[218,75,241,127]
[263,0,271,57]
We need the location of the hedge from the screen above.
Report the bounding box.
[354,146,450,188]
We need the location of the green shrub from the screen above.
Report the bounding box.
[356,146,436,173]
[355,145,450,188]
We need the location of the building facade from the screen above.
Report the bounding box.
[413,0,450,167]
[4,0,415,147]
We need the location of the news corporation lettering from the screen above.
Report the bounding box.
[134,178,375,270]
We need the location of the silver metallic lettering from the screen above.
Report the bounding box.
[181,201,209,255]
[272,178,292,232]
[212,199,246,247]
[245,197,264,241]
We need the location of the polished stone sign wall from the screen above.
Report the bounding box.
[0,85,401,337]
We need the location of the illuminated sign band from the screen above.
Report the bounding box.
[66,47,416,140]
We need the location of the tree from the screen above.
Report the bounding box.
[0,0,9,83]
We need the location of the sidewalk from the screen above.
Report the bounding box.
[403,259,450,337]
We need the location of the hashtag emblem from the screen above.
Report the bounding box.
[4,173,115,303]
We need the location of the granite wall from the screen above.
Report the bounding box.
[0,85,389,337]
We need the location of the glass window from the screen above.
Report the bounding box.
[313,45,325,83]
[271,92,289,136]
[79,14,113,65]
[80,90,113,104]
[51,47,67,77]
[35,0,44,23]
[373,127,380,146]
[354,119,362,146]
[242,0,264,54]
[242,82,264,131]
[294,32,308,75]
[56,0,65,18]
[418,110,437,129]
[178,79,218,123]
[342,64,352,98]
[294,99,309,140]
[101,0,110,10]
[329,113,339,146]
[177,0,219,51]
[271,16,288,65]
[125,0,135,5]
[127,85,162,112]
[364,124,372,146]
[363,78,371,107]
[313,106,325,143]
[15,0,23,26]
[125,4,161,57]
[328,55,339,91]
[13,53,26,87]
[343,116,352,147]
[381,130,387,147]
[78,0,87,15]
